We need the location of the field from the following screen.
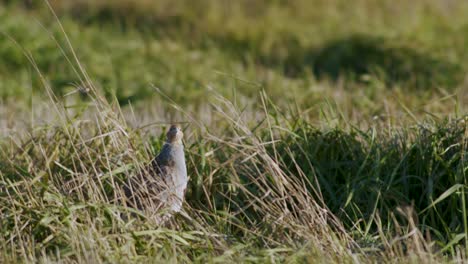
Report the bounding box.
[0,0,467,262]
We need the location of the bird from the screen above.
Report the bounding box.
[124,124,188,223]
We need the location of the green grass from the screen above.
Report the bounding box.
[0,0,467,262]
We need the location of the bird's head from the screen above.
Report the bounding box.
[166,124,183,144]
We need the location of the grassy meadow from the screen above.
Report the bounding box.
[0,0,467,262]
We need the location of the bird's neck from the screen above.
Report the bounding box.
[167,139,183,146]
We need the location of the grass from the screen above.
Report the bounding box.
[0,0,467,262]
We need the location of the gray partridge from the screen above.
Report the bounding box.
[125,124,188,223]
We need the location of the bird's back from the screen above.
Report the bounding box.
[152,142,187,212]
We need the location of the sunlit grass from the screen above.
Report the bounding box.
[0,0,467,262]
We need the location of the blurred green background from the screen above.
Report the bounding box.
[1,0,467,111]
